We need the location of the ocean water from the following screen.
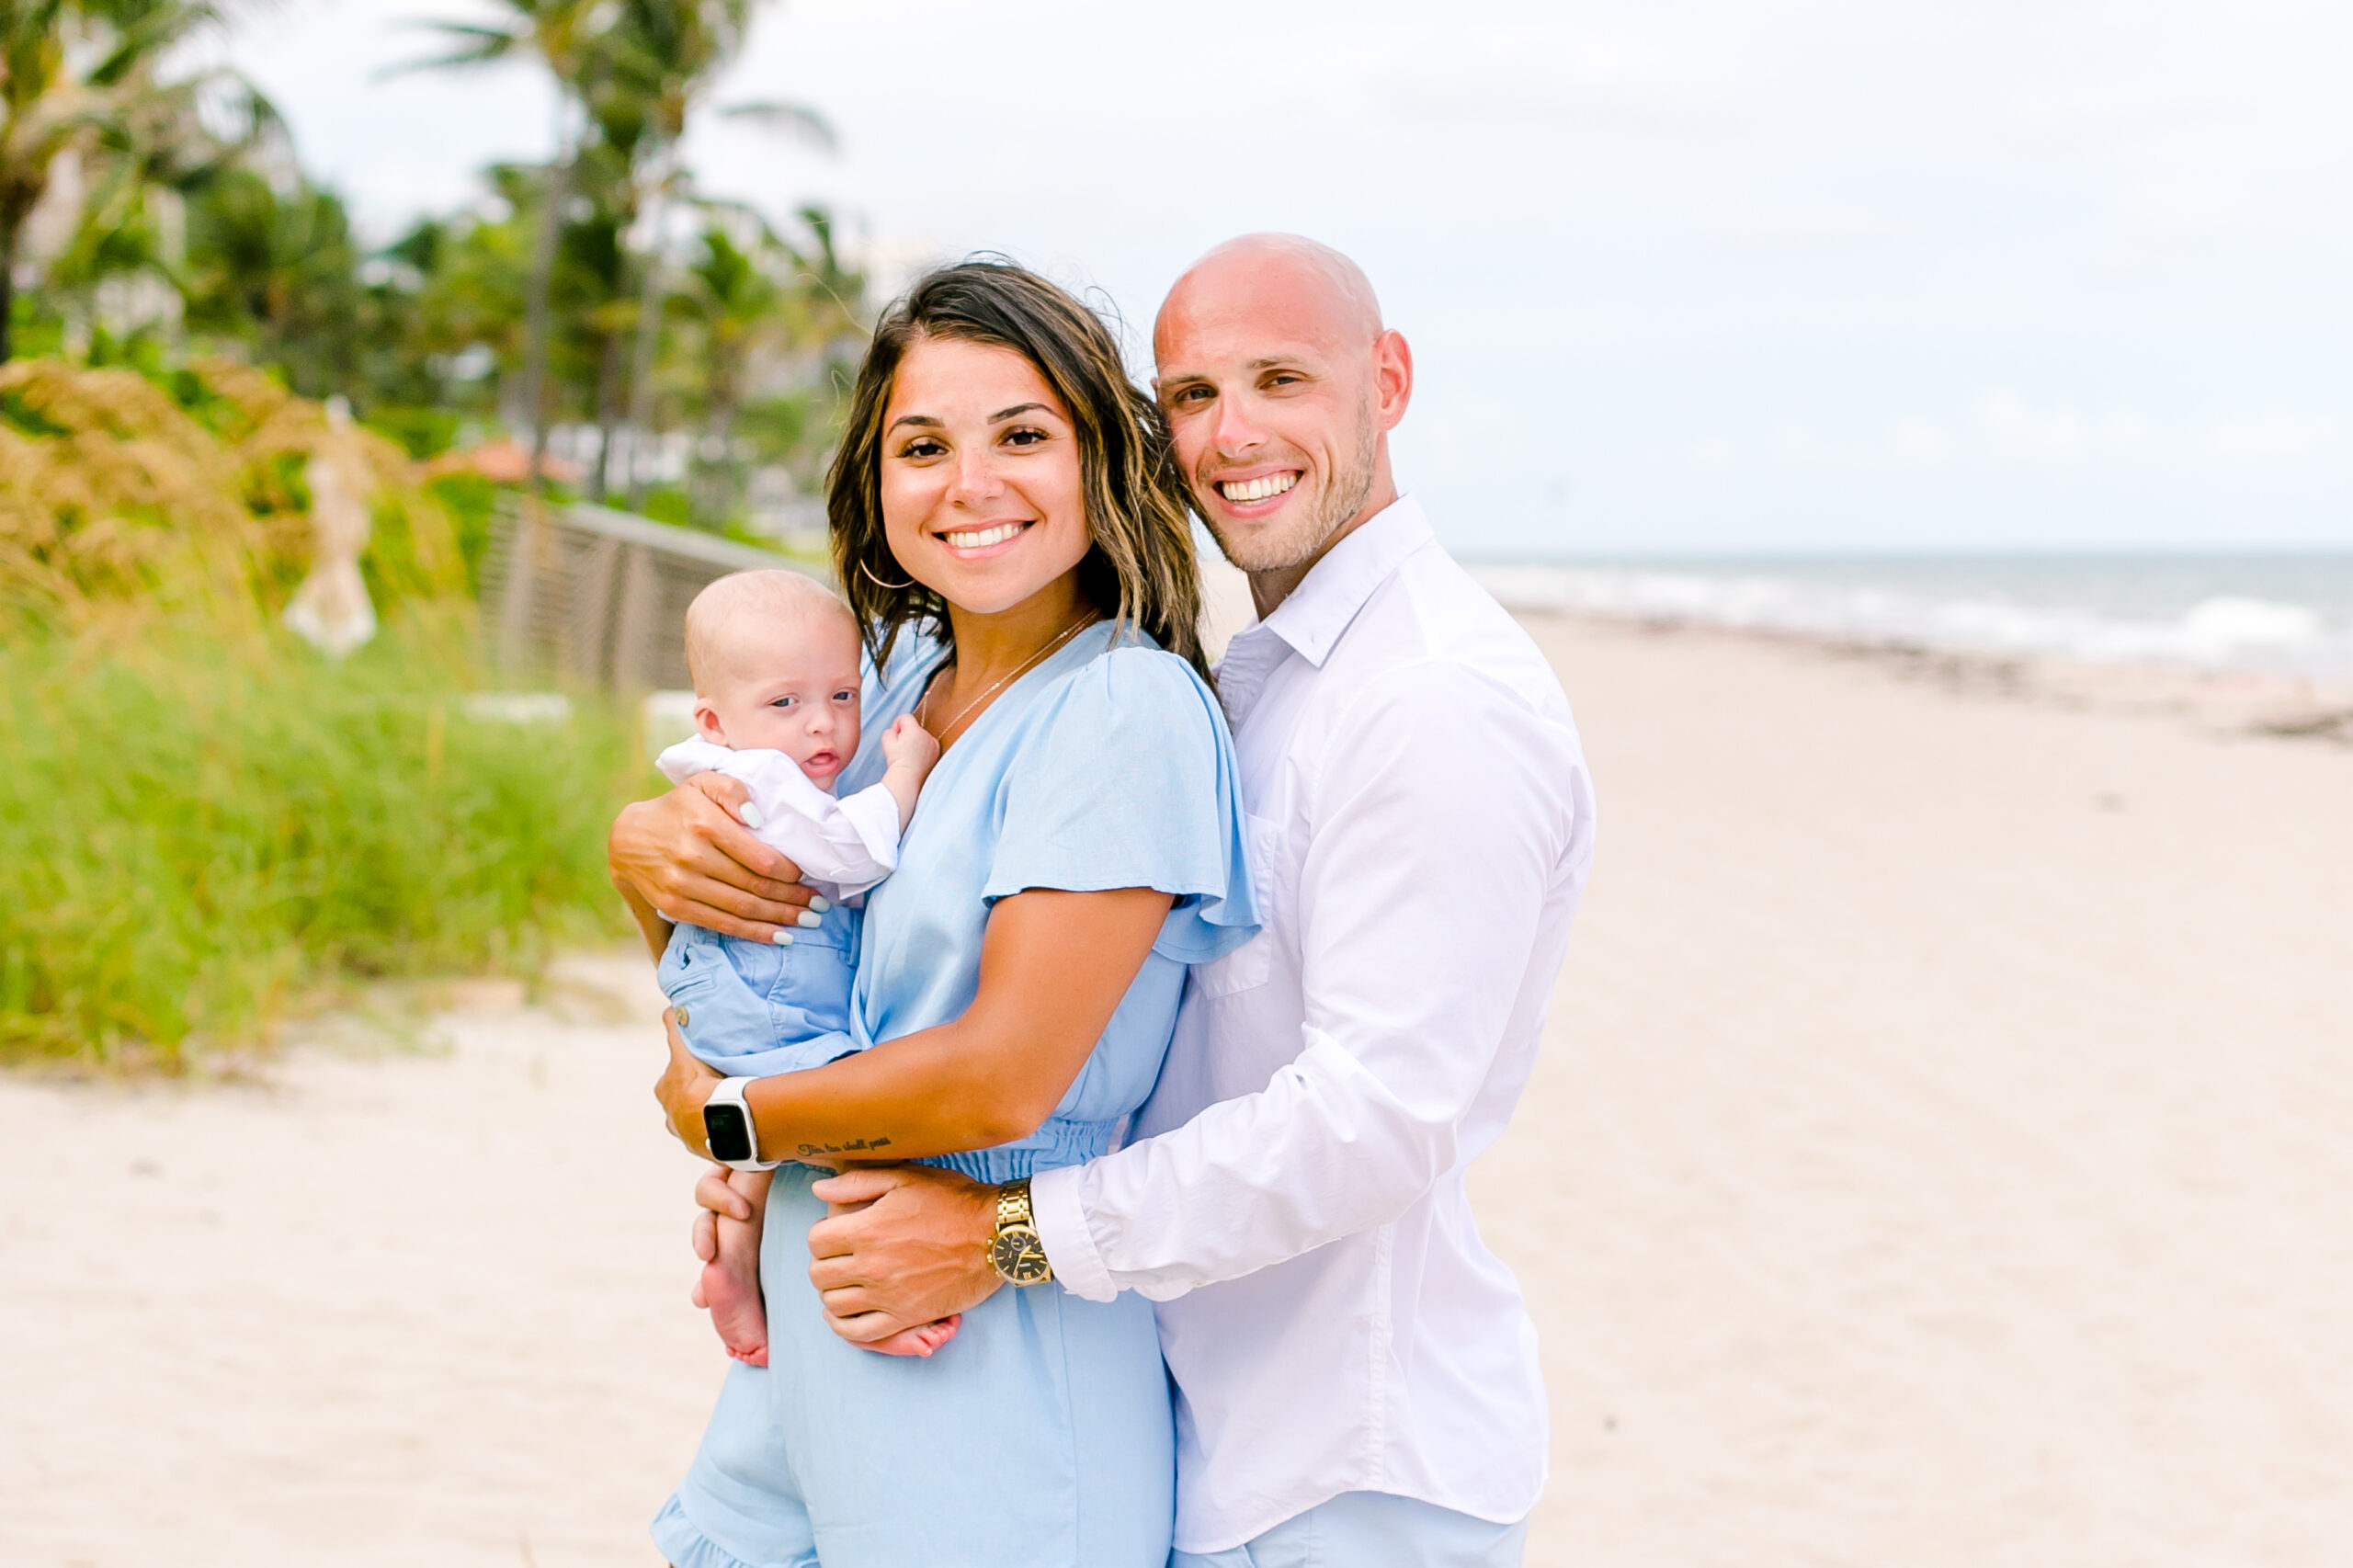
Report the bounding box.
[1467,554,2353,682]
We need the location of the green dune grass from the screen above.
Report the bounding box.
[0,613,643,1068]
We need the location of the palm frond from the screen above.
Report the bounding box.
[716,99,835,153]
[375,21,524,81]
[679,190,778,244]
[86,1,229,88]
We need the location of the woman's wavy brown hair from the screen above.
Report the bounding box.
[827,259,1209,680]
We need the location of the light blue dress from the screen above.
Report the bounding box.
[652,619,1257,1568]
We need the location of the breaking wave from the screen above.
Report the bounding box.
[1468,560,2353,680]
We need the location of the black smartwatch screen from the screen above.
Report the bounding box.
[705,1101,756,1165]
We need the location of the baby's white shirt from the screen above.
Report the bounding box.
[654,736,903,904]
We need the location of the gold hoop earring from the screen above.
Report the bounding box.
[858,559,914,591]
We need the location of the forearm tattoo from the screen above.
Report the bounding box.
[795,1135,894,1156]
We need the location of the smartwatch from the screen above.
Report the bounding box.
[702,1076,779,1172]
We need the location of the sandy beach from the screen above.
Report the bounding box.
[6,612,2351,1567]
[1494,615,2353,1565]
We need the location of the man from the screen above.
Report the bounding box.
[801,234,1597,1567]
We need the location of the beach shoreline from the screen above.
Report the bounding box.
[1562,612,2353,746]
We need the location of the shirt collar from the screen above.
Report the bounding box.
[1246,494,1433,670]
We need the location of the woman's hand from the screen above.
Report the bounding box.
[609,775,818,945]
[654,1013,723,1155]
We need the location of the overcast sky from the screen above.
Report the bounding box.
[225,0,2353,558]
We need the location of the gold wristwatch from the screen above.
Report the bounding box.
[987,1177,1054,1286]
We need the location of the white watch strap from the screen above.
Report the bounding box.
[706,1075,780,1171]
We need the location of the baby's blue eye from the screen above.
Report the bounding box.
[770,695,798,709]
[834,689,856,702]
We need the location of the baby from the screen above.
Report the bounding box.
[655,569,953,1365]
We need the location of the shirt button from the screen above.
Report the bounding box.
[676,1006,691,1028]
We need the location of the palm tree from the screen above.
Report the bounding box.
[699,204,866,524]
[775,203,864,371]
[391,0,619,490]
[0,0,276,360]
[675,216,776,519]
[176,166,363,395]
[600,0,829,508]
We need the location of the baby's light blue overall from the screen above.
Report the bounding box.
[652,622,1256,1568]
[659,898,860,1080]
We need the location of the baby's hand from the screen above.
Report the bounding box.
[881,713,941,780]
[878,715,938,833]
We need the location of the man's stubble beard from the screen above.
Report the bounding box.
[1200,397,1379,576]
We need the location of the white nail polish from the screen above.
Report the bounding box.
[808,895,832,913]
[739,803,766,829]
[797,911,824,928]
[771,930,794,946]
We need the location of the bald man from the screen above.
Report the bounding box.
[803,237,1597,1566]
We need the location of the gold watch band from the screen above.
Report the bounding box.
[989,1176,1053,1286]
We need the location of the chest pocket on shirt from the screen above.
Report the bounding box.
[1189,810,1283,999]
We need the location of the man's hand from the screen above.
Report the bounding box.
[609,775,818,944]
[654,1012,722,1154]
[803,1166,1005,1345]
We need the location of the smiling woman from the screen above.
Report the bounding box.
[610,259,1259,1568]
[828,261,1209,682]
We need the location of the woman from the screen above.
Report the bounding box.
[608,262,1255,1568]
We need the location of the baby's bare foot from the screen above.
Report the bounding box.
[858,1313,961,1358]
[700,1225,769,1368]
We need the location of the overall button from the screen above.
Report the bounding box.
[676,1006,692,1028]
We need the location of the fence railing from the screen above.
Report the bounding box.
[478,499,829,692]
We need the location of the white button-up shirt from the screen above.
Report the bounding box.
[1031,496,1597,1553]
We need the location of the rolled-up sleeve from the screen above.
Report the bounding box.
[1033,660,1587,1302]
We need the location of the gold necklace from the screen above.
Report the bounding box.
[921,611,1099,744]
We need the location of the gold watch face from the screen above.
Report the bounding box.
[990,1224,1052,1285]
